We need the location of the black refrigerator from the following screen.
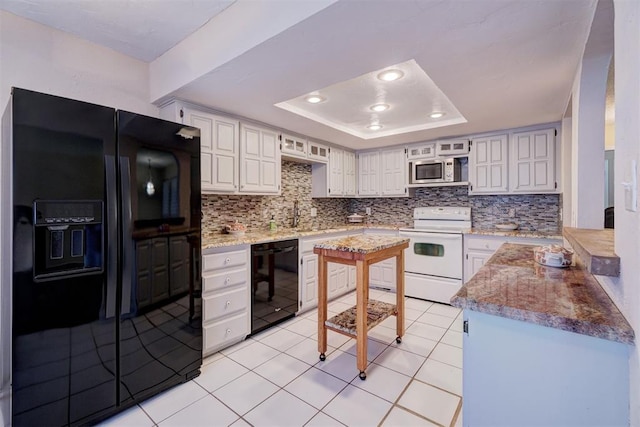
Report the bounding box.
[6,88,202,426]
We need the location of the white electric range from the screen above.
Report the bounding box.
[399,206,471,304]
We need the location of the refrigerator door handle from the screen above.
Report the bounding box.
[105,155,118,319]
[119,156,133,315]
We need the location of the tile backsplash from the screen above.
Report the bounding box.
[350,187,561,232]
[201,161,350,238]
[469,193,561,232]
[202,161,561,238]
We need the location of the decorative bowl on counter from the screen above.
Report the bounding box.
[348,214,364,223]
[225,220,247,236]
[533,244,573,268]
[495,223,519,230]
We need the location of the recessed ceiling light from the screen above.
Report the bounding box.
[377,69,404,82]
[429,112,445,119]
[367,124,383,131]
[305,95,325,104]
[370,103,390,112]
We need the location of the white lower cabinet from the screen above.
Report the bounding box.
[463,234,561,283]
[301,253,319,310]
[365,228,398,291]
[328,262,354,299]
[298,231,360,313]
[463,310,629,426]
[203,313,248,355]
[369,258,397,291]
[298,229,401,314]
[202,245,250,355]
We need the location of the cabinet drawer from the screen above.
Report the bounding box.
[203,313,247,354]
[203,288,247,322]
[466,237,504,252]
[203,268,247,293]
[203,249,247,271]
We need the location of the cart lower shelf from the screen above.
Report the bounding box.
[324,299,397,337]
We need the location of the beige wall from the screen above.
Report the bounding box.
[605,122,616,150]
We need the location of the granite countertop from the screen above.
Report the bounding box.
[202,224,403,250]
[465,228,562,240]
[563,227,619,276]
[451,243,634,345]
[313,235,410,254]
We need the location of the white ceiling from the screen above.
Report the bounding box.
[274,59,467,139]
[1,0,600,150]
[0,0,236,62]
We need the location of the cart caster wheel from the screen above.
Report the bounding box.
[359,371,367,380]
[396,336,402,344]
[319,353,326,361]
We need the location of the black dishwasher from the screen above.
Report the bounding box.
[250,239,299,334]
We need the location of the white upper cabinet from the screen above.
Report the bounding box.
[192,111,239,193]
[358,151,380,196]
[510,129,556,193]
[311,147,356,198]
[469,134,509,194]
[380,148,408,196]
[407,143,436,160]
[469,128,557,195]
[308,140,329,162]
[239,123,281,194]
[160,102,239,193]
[329,147,344,196]
[357,148,408,197]
[281,134,307,160]
[343,151,357,196]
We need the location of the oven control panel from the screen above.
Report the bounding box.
[413,206,470,221]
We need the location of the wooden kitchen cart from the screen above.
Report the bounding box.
[314,235,410,380]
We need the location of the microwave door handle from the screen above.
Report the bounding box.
[119,156,133,316]
[105,155,117,319]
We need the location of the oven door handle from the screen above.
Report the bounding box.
[399,231,462,240]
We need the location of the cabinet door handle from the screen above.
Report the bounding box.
[226,328,232,335]
[224,257,231,264]
[225,300,231,308]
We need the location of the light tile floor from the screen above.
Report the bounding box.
[100,289,463,427]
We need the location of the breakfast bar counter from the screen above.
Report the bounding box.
[451,242,634,426]
[313,235,409,380]
[451,243,633,344]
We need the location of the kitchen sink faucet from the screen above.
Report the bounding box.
[292,200,300,228]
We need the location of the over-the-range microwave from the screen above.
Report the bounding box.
[409,157,468,184]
